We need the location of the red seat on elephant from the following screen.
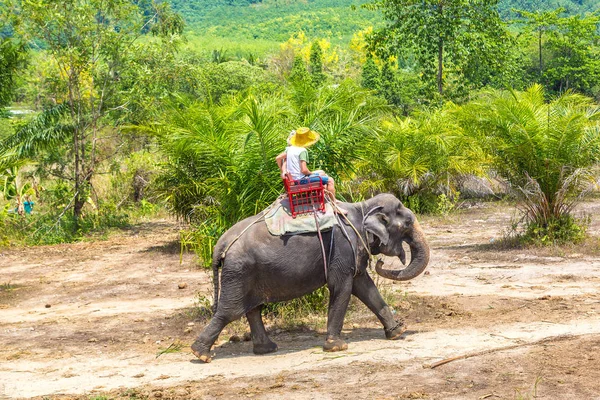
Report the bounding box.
[283,175,326,218]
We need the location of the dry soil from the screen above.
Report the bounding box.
[2,201,600,399]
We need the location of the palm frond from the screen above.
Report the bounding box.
[0,104,72,160]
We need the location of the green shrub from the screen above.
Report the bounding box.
[366,106,486,212]
[0,183,131,247]
[404,192,456,215]
[524,214,589,246]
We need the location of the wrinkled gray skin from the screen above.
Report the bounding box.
[192,194,430,362]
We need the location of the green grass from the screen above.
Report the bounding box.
[155,341,184,358]
[0,282,16,292]
[184,34,281,59]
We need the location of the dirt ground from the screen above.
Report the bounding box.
[2,200,600,400]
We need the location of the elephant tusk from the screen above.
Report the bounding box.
[399,244,407,265]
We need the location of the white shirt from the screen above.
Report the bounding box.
[286,146,309,180]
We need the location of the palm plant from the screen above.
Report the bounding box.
[368,106,488,212]
[289,80,388,182]
[155,82,387,264]
[153,94,291,264]
[460,85,600,242]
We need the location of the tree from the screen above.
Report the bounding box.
[289,55,310,86]
[0,22,27,109]
[377,60,423,114]
[460,85,600,242]
[515,8,564,78]
[153,94,289,264]
[370,105,487,212]
[546,13,600,97]
[366,0,514,96]
[361,56,381,91]
[155,81,387,263]
[517,9,600,97]
[309,41,326,87]
[379,61,400,105]
[3,0,183,226]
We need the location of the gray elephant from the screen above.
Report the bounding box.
[192,193,430,362]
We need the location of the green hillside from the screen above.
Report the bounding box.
[170,0,600,46]
[170,0,380,43]
[498,0,600,17]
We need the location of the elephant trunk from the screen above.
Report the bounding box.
[375,221,430,281]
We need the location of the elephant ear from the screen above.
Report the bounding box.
[364,212,389,246]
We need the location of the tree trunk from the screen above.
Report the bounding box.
[437,2,444,96]
[538,30,543,76]
[73,195,85,222]
[438,38,443,95]
[73,128,84,225]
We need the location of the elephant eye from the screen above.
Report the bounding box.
[379,214,389,225]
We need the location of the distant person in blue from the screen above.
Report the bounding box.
[23,195,34,215]
[16,195,34,216]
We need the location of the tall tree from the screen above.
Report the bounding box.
[379,61,400,105]
[517,8,600,96]
[361,56,381,91]
[3,0,183,225]
[0,20,27,109]
[515,8,564,77]
[365,0,514,96]
[309,41,326,88]
[289,55,310,85]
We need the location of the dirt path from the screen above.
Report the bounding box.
[2,202,600,399]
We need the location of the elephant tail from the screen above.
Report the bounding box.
[211,249,222,315]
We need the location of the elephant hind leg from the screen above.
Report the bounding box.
[247,306,278,355]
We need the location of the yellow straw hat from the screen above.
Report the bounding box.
[290,127,320,148]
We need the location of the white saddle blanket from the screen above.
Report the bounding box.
[264,197,337,236]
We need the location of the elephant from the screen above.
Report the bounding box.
[191,193,430,362]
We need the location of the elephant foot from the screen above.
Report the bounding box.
[385,321,407,340]
[323,337,348,352]
[253,340,278,355]
[191,341,212,363]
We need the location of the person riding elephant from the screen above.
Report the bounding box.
[275,127,346,213]
[191,193,430,362]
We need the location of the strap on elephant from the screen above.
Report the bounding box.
[312,204,328,281]
[220,215,265,261]
[220,195,284,261]
[326,191,378,277]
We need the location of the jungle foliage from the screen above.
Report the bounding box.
[1,0,600,250]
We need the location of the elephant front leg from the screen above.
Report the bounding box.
[352,272,406,340]
[323,280,353,352]
[246,306,278,355]
[191,314,230,363]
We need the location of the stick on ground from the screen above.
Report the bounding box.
[425,334,576,369]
